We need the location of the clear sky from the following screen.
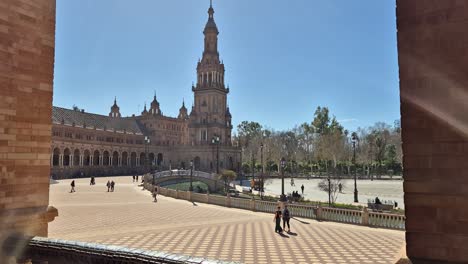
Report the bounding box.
[53,0,399,133]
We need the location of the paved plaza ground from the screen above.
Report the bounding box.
[263,178,405,209]
[49,176,405,264]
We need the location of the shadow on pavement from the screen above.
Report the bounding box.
[292,217,310,224]
[287,231,298,236]
[278,232,289,238]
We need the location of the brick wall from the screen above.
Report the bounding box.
[397,1,468,263]
[0,0,57,240]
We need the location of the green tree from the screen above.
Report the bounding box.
[218,170,237,192]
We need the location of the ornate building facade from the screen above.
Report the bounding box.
[51,3,240,179]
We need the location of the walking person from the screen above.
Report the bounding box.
[283,204,291,232]
[301,184,304,195]
[70,180,75,193]
[136,175,139,182]
[111,180,115,192]
[132,175,135,182]
[152,186,158,202]
[106,180,111,192]
[338,183,343,193]
[273,206,283,233]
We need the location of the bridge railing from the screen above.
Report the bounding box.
[144,184,405,231]
[153,170,215,180]
[18,236,236,264]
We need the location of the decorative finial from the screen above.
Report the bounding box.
[210,0,212,8]
[114,96,117,104]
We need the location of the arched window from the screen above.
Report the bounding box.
[63,148,71,166]
[83,150,91,166]
[52,148,60,166]
[73,149,80,166]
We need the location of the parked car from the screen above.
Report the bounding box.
[228,189,240,197]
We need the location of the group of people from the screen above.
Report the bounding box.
[274,205,291,233]
[70,178,117,193]
[132,175,139,182]
[106,180,115,192]
[291,191,302,199]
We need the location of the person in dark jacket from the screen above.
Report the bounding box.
[273,206,283,233]
[70,180,75,193]
[283,204,291,232]
[106,180,111,192]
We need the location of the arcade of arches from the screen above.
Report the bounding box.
[50,141,239,179]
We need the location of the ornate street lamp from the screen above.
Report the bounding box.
[144,136,151,173]
[280,157,287,202]
[352,132,359,203]
[211,136,220,174]
[189,160,194,192]
[260,143,264,199]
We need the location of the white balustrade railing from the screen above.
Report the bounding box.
[148,185,405,230]
[208,195,226,206]
[288,204,317,219]
[191,193,207,203]
[255,201,277,214]
[321,207,362,224]
[369,212,405,230]
[230,197,251,210]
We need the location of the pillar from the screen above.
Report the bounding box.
[397,1,468,263]
[69,155,73,167]
[90,156,93,166]
[59,155,63,167]
[0,0,58,240]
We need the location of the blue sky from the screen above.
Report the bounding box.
[53,0,399,133]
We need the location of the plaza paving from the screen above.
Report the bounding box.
[48,176,405,264]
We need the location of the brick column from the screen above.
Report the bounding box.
[0,0,58,240]
[397,1,468,263]
[90,156,94,166]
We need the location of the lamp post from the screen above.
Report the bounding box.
[280,157,287,202]
[211,136,220,174]
[260,143,264,199]
[144,136,151,173]
[251,153,255,185]
[352,132,359,203]
[189,160,194,192]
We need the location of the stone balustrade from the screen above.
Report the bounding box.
[146,185,405,231]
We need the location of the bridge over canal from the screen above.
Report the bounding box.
[144,170,224,192]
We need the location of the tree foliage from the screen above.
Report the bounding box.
[233,106,402,177]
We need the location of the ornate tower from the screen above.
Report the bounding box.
[189,1,232,146]
[178,100,188,119]
[149,93,161,116]
[109,97,121,118]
